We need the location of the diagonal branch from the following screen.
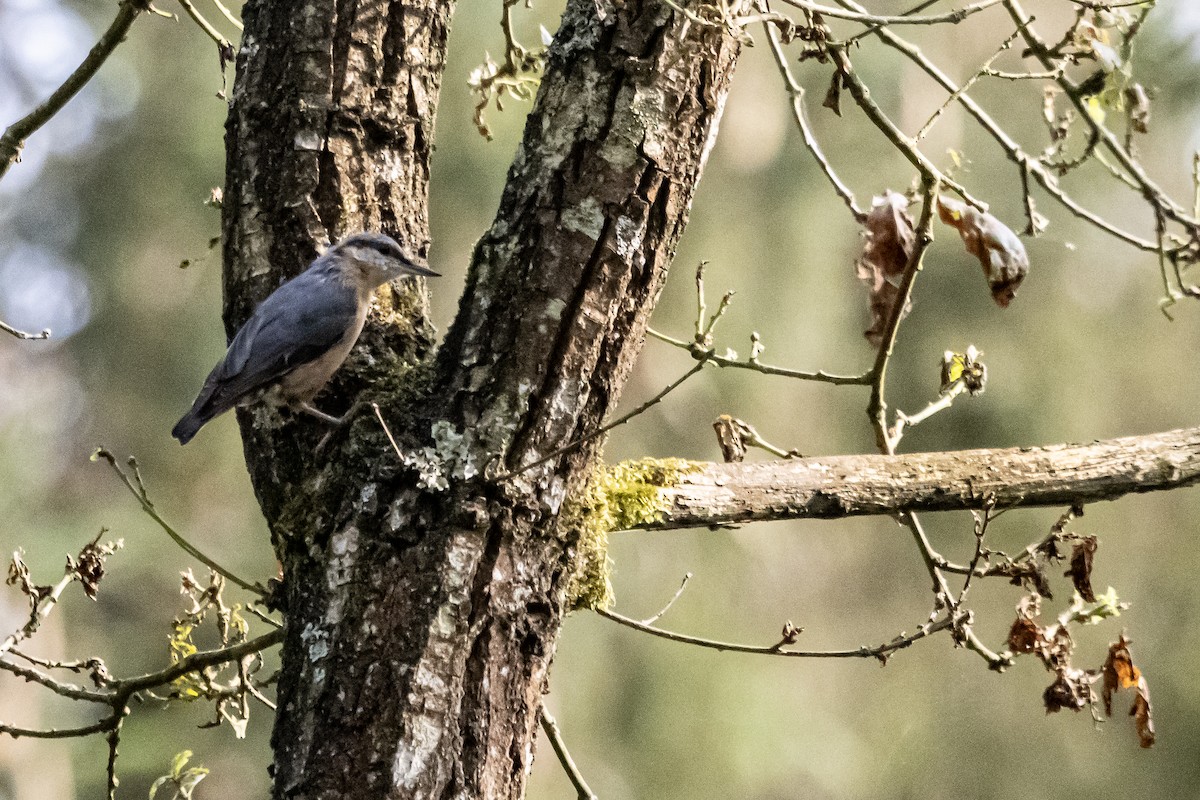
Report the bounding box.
[625,426,1200,530]
[0,0,151,181]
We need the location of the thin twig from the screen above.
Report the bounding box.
[759,3,866,222]
[829,46,984,211]
[0,319,51,340]
[599,607,954,661]
[372,402,406,461]
[208,0,243,30]
[892,381,967,441]
[177,0,232,49]
[0,572,75,658]
[0,718,113,739]
[648,328,871,385]
[776,0,1006,27]
[540,709,598,800]
[915,29,1021,143]
[641,573,694,625]
[495,363,706,481]
[0,657,109,703]
[113,628,284,695]
[866,177,938,454]
[92,449,265,595]
[956,498,996,606]
[0,0,151,181]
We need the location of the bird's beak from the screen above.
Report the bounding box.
[403,259,440,278]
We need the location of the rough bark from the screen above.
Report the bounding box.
[630,426,1200,530]
[223,1,740,797]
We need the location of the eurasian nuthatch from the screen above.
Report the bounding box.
[172,232,438,444]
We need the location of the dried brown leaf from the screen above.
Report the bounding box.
[1065,535,1098,602]
[823,70,843,116]
[1132,676,1155,748]
[1007,616,1043,654]
[1102,634,1141,716]
[712,415,747,463]
[937,197,1030,307]
[1043,669,1095,714]
[67,533,124,601]
[1102,635,1155,747]
[856,192,915,347]
[1125,83,1150,134]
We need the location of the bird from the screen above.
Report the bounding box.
[172,232,439,444]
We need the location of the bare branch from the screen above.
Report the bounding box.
[0,0,152,181]
[648,328,871,385]
[112,628,284,696]
[0,718,113,739]
[599,606,956,660]
[540,709,598,800]
[0,656,109,703]
[0,319,51,340]
[91,449,266,595]
[624,425,1200,530]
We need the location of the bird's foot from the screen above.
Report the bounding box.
[309,400,369,452]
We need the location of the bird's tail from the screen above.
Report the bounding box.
[171,410,207,445]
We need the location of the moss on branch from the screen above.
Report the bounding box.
[561,458,702,611]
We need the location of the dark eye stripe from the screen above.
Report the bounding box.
[367,238,403,259]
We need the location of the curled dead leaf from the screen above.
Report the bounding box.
[712,415,748,463]
[1132,676,1155,748]
[1043,669,1096,714]
[1007,616,1043,654]
[856,192,915,347]
[1065,536,1098,603]
[1102,634,1155,747]
[937,197,1030,307]
[67,531,124,601]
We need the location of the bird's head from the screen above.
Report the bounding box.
[333,232,440,287]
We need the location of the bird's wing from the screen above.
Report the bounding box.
[193,270,360,413]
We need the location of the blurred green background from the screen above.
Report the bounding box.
[2,1,1199,797]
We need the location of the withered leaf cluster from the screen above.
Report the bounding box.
[67,532,124,601]
[856,191,915,346]
[1006,595,1154,748]
[6,551,51,610]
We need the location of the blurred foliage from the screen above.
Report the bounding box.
[2,0,1200,798]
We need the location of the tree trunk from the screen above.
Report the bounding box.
[223,1,739,797]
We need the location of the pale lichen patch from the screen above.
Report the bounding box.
[559,196,605,240]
